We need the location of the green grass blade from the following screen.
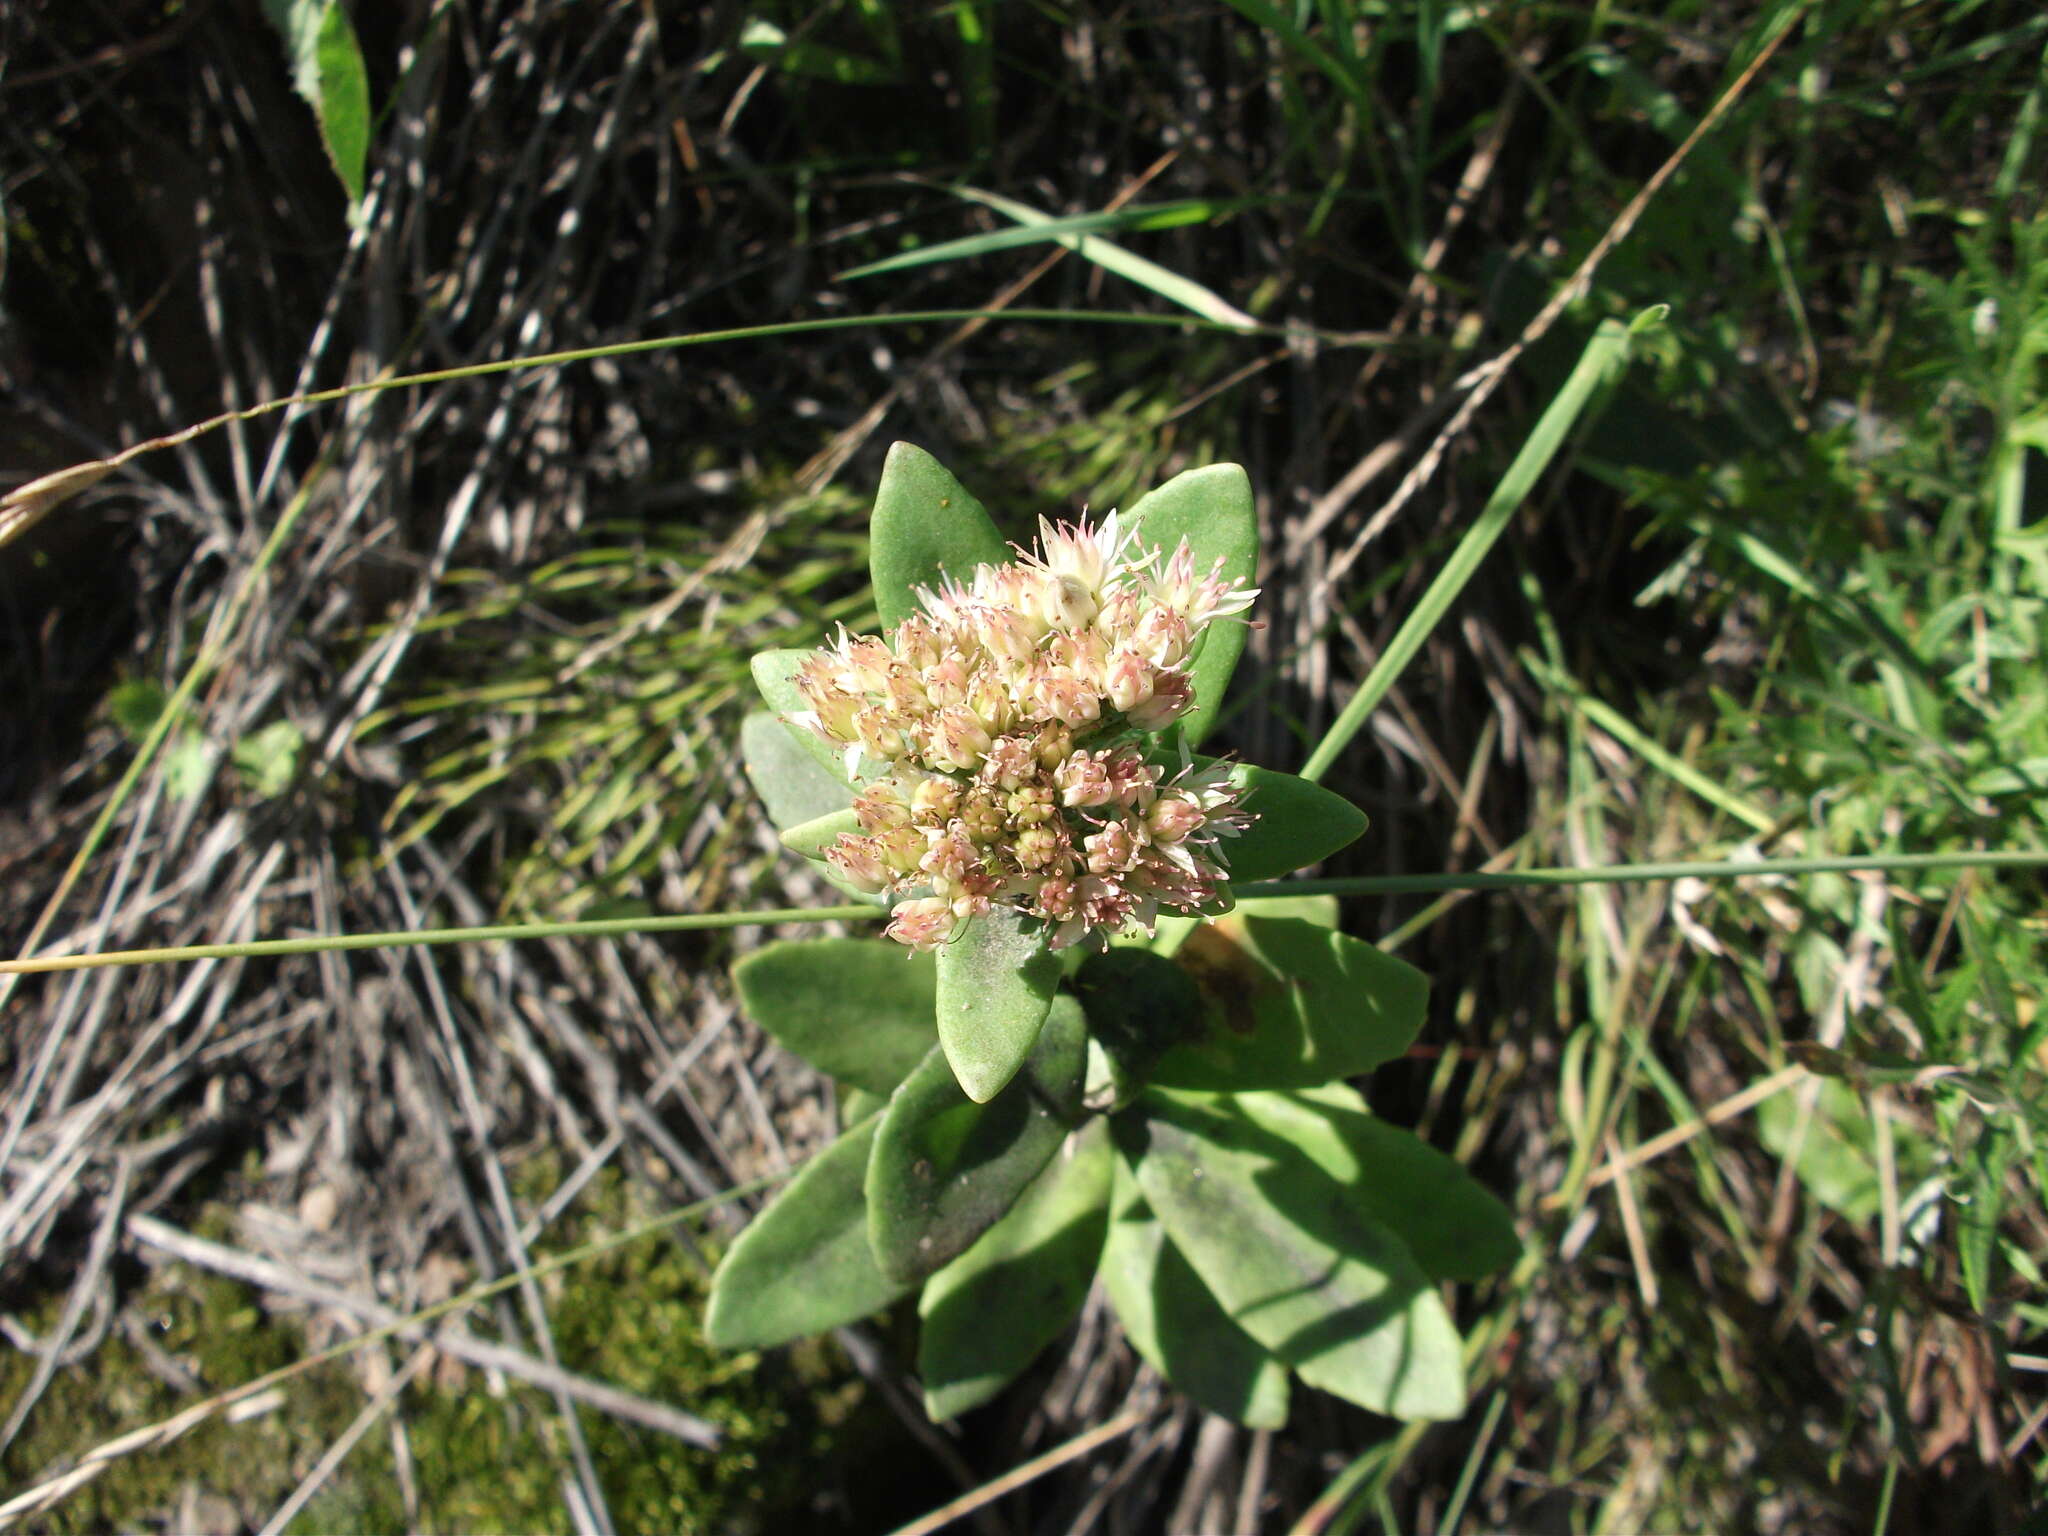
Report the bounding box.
[1299,313,1646,783]
[1524,657,1776,834]
[949,187,1261,332]
[838,201,1240,282]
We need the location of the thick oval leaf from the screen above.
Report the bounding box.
[1232,1086,1520,1284]
[1074,946,1205,1103]
[869,442,1012,629]
[1122,1091,1467,1421]
[936,907,1063,1102]
[1100,1153,1289,1428]
[1153,914,1426,1091]
[840,1085,886,1129]
[780,806,864,861]
[918,1119,1112,1420]
[742,710,855,832]
[1234,892,1339,928]
[867,998,1088,1286]
[1216,763,1368,882]
[734,939,938,1095]
[706,1116,911,1348]
[1121,465,1257,747]
[750,648,860,785]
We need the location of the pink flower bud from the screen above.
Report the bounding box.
[933,707,994,771]
[826,835,893,893]
[854,781,910,832]
[1084,820,1139,877]
[875,824,926,873]
[919,823,979,887]
[973,605,1037,669]
[1029,669,1101,730]
[1133,605,1190,668]
[895,616,944,671]
[911,776,963,823]
[854,707,907,764]
[923,656,970,708]
[1014,825,1065,872]
[981,734,1037,791]
[1148,791,1206,844]
[1055,750,1115,807]
[885,896,955,950]
[1105,649,1155,713]
[1126,671,1193,731]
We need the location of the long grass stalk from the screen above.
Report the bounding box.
[1238,850,2048,898]
[0,904,883,976]
[0,308,1393,550]
[1296,311,1650,784]
[12,852,2040,977]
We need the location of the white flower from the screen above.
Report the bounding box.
[784,510,1258,949]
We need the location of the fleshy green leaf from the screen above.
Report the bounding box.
[1152,914,1426,1091]
[936,907,1063,1102]
[1121,465,1257,747]
[705,1117,911,1348]
[1099,1155,1289,1427]
[918,1119,1112,1420]
[1214,762,1369,882]
[750,649,859,785]
[840,1086,886,1129]
[869,442,1011,629]
[1073,946,1205,1104]
[1148,891,1338,961]
[1122,1091,1467,1421]
[866,997,1088,1286]
[742,710,854,831]
[780,807,863,860]
[1234,892,1339,928]
[1232,1085,1520,1283]
[733,939,938,1095]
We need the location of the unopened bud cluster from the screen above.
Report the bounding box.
[791,513,1258,950]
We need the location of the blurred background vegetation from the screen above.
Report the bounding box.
[1,0,2044,1531]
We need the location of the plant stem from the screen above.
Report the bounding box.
[0,905,883,976]
[1233,849,2048,899]
[14,851,2040,976]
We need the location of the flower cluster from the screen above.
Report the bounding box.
[790,513,1258,950]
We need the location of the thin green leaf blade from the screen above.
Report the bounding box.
[1300,314,1647,783]
[1122,465,1259,746]
[1153,914,1426,1091]
[839,201,1233,281]
[918,1120,1112,1420]
[936,907,1062,1102]
[954,188,1260,333]
[866,999,1088,1285]
[869,443,1011,629]
[1100,1154,1289,1427]
[706,1117,911,1348]
[734,939,938,1094]
[1124,1091,1467,1421]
